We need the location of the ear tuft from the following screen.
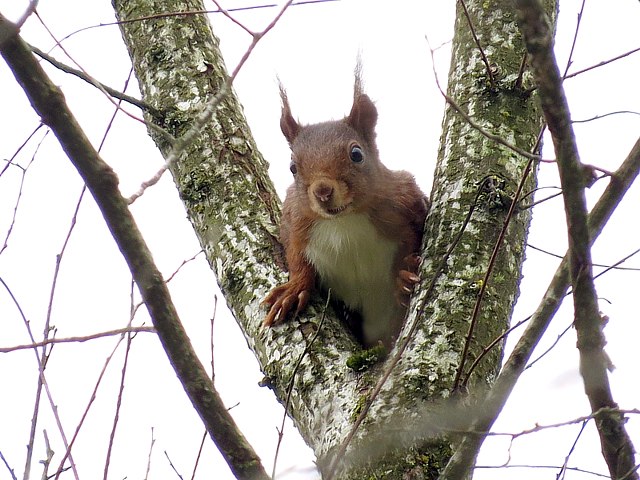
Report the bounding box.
[279,82,300,145]
[346,61,378,139]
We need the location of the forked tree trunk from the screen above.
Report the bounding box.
[112,0,555,477]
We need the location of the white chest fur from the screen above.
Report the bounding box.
[305,213,401,343]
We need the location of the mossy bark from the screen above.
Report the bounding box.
[111,0,556,478]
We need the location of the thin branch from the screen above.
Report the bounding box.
[564,45,640,80]
[484,407,640,439]
[189,295,218,480]
[103,283,137,480]
[561,0,586,78]
[211,0,254,35]
[458,0,496,88]
[27,184,87,480]
[0,450,17,480]
[456,128,542,391]
[0,326,156,353]
[0,123,43,177]
[40,430,54,480]
[0,275,50,480]
[53,327,131,479]
[55,0,340,45]
[29,45,153,113]
[474,464,609,478]
[572,110,640,124]
[164,451,185,480]
[33,13,173,144]
[440,136,640,480]
[272,291,330,478]
[1,127,45,255]
[144,428,156,480]
[426,35,542,162]
[527,244,640,273]
[515,4,637,479]
[558,420,588,480]
[164,250,204,284]
[0,14,270,480]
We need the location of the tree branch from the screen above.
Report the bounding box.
[0,14,270,480]
[29,44,153,113]
[439,132,640,478]
[0,326,156,353]
[514,2,638,478]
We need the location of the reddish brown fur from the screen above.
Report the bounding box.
[263,73,428,345]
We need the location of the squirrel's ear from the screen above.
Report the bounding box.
[279,83,300,144]
[347,67,377,139]
[347,93,378,139]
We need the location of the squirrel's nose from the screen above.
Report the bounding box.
[313,182,333,203]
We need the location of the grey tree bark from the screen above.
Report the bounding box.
[110,0,553,478]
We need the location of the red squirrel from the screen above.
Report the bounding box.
[263,72,428,347]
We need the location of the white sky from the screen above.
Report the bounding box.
[1,1,639,479]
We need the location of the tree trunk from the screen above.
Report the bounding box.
[111,0,554,478]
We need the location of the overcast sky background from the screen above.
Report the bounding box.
[1,1,640,479]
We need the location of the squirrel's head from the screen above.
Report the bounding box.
[279,72,382,218]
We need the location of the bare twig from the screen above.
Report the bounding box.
[455,128,541,391]
[164,250,204,284]
[165,451,185,480]
[33,13,172,143]
[0,326,155,353]
[104,280,138,480]
[53,328,132,479]
[0,123,43,177]
[514,52,527,89]
[144,428,156,480]
[190,432,208,480]
[558,420,588,480]
[561,0,587,78]
[54,0,339,45]
[564,45,640,80]
[41,430,54,480]
[474,464,608,478]
[1,127,46,255]
[0,450,17,480]
[527,244,640,273]
[572,110,640,123]
[26,185,87,480]
[458,0,496,88]
[189,295,218,480]
[29,45,152,113]
[426,35,542,162]
[272,291,330,478]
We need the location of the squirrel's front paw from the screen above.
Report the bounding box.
[262,281,311,327]
[396,254,421,306]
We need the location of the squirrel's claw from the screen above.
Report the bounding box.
[262,280,312,327]
[395,254,422,305]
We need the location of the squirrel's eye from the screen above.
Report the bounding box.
[289,162,297,175]
[350,145,364,163]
